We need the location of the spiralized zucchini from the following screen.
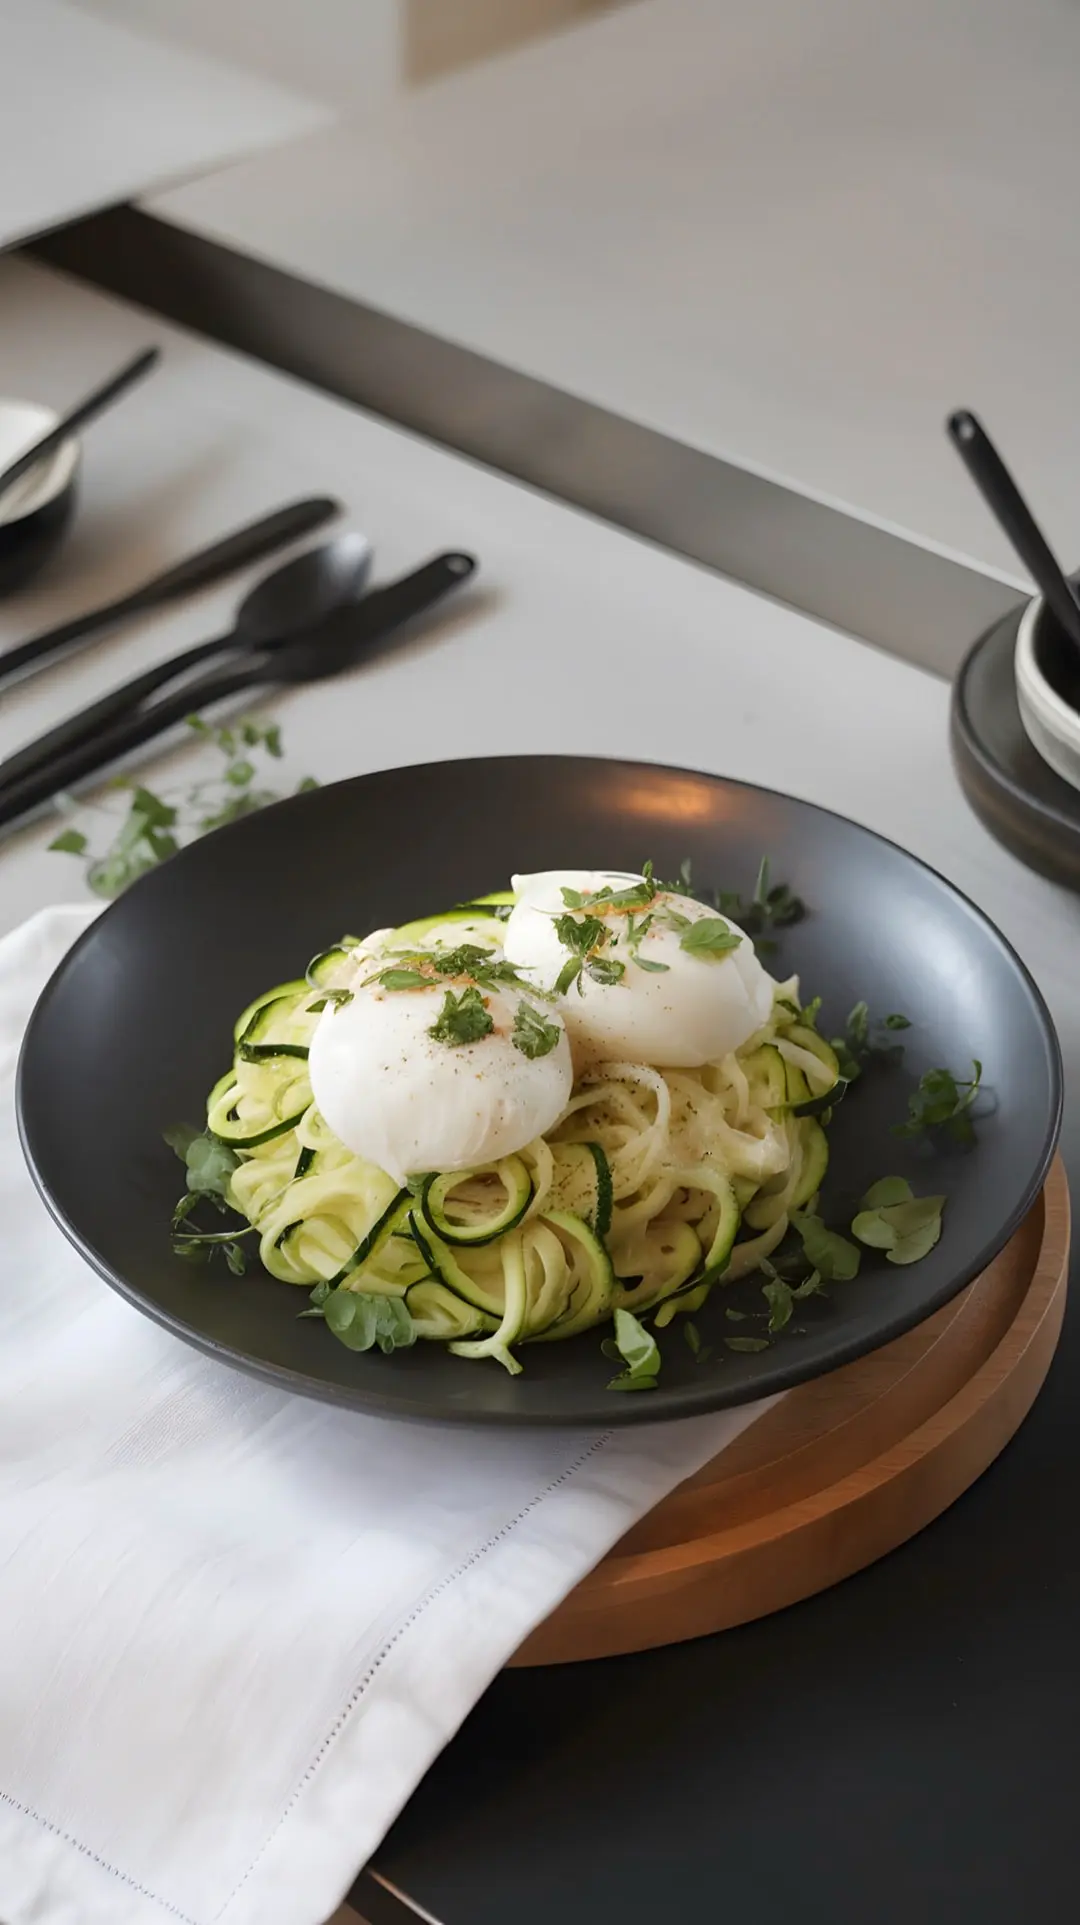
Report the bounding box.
[201,912,841,1374]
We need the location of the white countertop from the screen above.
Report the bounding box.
[1,254,1075,1080]
[147,0,1080,584]
[0,0,327,250]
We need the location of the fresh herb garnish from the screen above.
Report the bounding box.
[427,985,495,1048]
[511,1001,562,1059]
[365,944,537,998]
[678,915,743,961]
[301,1284,416,1353]
[683,1320,714,1365]
[830,1001,911,1084]
[851,1178,946,1264]
[551,911,630,995]
[790,1210,861,1282]
[49,715,315,898]
[562,864,657,914]
[553,912,608,954]
[725,1335,770,1354]
[376,969,430,991]
[605,1306,661,1390]
[893,1061,983,1145]
[164,1126,250,1269]
[714,857,806,958]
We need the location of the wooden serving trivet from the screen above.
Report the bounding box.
[514,1157,1069,1666]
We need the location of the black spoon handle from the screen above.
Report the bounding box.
[0,495,339,691]
[947,410,1080,646]
[0,658,266,831]
[0,348,160,503]
[0,551,476,832]
[0,624,239,793]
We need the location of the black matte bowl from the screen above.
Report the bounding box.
[17,757,1063,1428]
[0,398,79,595]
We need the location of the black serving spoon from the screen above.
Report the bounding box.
[0,551,475,833]
[0,532,372,793]
[0,495,340,692]
[947,409,1080,659]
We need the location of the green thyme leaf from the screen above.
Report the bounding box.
[376,969,431,991]
[893,1060,982,1144]
[554,912,608,955]
[725,1335,770,1354]
[790,1210,861,1282]
[554,955,584,997]
[585,955,626,986]
[679,916,742,960]
[427,985,494,1048]
[512,1001,562,1059]
[48,827,88,855]
[683,1320,714,1364]
[762,1276,795,1333]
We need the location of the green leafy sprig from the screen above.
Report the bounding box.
[851,1177,946,1264]
[50,716,316,899]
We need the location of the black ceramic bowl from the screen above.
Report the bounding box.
[17,757,1063,1428]
[0,398,80,595]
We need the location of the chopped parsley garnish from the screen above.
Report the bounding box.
[724,1335,770,1354]
[678,915,742,960]
[553,912,608,954]
[562,863,657,913]
[512,1001,562,1059]
[551,910,629,995]
[364,943,537,1000]
[893,1060,982,1145]
[427,985,494,1048]
[851,1178,946,1264]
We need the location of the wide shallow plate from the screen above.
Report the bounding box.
[18,756,1062,1428]
[951,599,1080,891]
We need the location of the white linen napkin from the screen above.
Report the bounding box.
[0,907,774,1925]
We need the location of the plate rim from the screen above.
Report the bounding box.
[16,753,1065,1428]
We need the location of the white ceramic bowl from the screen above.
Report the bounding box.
[0,398,81,594]
[1014,591,1080,792]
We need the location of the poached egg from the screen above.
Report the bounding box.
[503,869,774,1066]
[308,950,572,1183]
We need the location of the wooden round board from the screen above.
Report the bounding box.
[513,1158,1070,1666]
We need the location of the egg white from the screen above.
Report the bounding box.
[308,973,572,1183]
[503,869,775,1067]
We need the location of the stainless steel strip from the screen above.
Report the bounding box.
[29,207,1020,677]
[19,202,1032,1925]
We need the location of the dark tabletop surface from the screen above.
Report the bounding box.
[358,1109,1079,1925]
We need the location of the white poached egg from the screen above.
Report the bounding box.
[308,956,572,1183]
[503,869,774,1066]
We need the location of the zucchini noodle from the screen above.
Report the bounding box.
[197,914,841,1372]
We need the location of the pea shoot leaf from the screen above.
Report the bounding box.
[607,1306,661,1390]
